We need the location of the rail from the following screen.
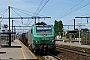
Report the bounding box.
[48,52,62,60]
[56,44,90,57]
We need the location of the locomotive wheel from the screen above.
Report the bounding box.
[33,49,38,54]
[33,49,36,53]
[34,49,40,54]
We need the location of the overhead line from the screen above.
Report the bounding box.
[57,0,85,19]
[2,9,7,15]
[11,7,32,16]
[10,6,46,26]
[0,9,7,22]
[0,9,7,14]
[14,21,21,26]
[12,7,44,16]
[58,1,90,19]
[11,8,24,25]
[10,26,32,27]
[75,16,90,18]
[35,0,49,16]
[15,29,29,30]
[47,0,85,24]
[81,13,90,16]
[2,17,51,19]
[58,0,84,19]
[34,0,44,16]
[27,20,33,25]
[11,8,22,18]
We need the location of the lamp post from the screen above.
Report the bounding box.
[78,22,81,44]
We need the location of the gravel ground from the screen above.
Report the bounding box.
[57,50,90,60]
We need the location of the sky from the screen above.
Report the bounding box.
[0,0,90,33]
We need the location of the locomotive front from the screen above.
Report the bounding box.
[33,25,56,52]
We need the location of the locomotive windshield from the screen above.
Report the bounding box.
[36,26,52,34]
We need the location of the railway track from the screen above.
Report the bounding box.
[47,52,62,60]
[42,55,60,60]
[33,50,62,60]
[56,44,90,57]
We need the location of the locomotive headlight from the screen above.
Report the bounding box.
[52,40,54,42]
[36,40,39,43]
[50,38,54,42]
[50,38,54,40]
[36,40,38,42]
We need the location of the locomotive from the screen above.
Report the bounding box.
[19,22,56,53]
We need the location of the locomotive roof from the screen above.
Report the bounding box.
[32,22,53,27]
[35,22,47,25]
[35,25,53,26]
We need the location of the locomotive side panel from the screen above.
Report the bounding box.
[28,28,33,48]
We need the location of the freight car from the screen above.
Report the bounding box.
[27,22,56,53]
[19,33,28,46]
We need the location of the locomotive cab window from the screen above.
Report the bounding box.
[36,25,52,34]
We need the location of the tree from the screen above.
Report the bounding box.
[58,20,63,37]
[54,20,58,35]
[54,20,63,37]
[82,28,89,32]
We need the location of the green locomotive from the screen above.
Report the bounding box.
[27,23,56,53]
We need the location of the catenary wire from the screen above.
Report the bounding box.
[11,7,35,28]
[11,7,32,16]
[11,6,46,26]
[48,1,90,24]
[57,0,85,19]
[0,9,8,22]
[0,9,7,14]
[81,13,90,16]
[11,8,24,25]
[35,0,49,16]
[34,0,44,16]
[58,1,90,19]
[12,7,44,16]
[11,8,22,18]
[47,0,85,24]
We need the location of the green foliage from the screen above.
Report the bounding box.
[82,28,89,32]
[66,31,69,38]
[54,20,63,37]
[81,28,89,45]
[59,20,63,36]
[54,20,58,35]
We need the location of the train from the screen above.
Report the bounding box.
[19,22,56,53]
[19,33,28,46]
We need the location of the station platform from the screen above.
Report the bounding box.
[56,41,90,49]
[0,39,38,60]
